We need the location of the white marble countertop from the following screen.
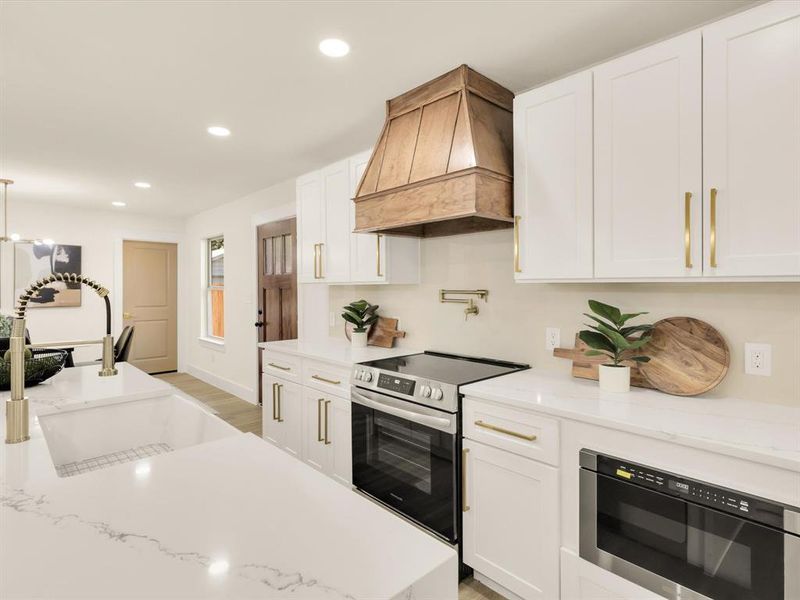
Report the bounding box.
[260,337,417,367]
[461,370,800,471]
[1,364,457,599]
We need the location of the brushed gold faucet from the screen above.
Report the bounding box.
[5,273,118,444]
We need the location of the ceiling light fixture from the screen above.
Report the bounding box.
[0,179,51,245]
[207,126,231,137]
[134,181,151,189]
[319,38,350,58]
[112,201,126,207]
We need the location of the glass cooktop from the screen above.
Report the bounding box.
[358,351,528,386]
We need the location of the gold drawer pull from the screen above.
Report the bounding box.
[462,448,470,512]
[474,420,537,441]
[267,362,291,371]
[312,374,341,385]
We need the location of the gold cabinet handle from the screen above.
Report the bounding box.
[710,188,718,268]
[317,242,325,278]
[276,383,284,423]
[474,420,537,441]
[267,362,291,371]
[313,244,320,279]
[684,192,693,269]
[376,234,383,277]
[271,382,278,421]
[122,311,134,320]
[462,447,470,512]
[317,398,325,442]
[323,399,331,445]
[513,216,522,273]
[311,374,341,385]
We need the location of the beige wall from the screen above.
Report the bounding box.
[331,229,800,406]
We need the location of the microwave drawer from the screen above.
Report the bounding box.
[303,360,351,399]
[262,350,301,381]
[463,397,559,466]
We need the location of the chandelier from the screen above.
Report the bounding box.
[0,179,53,246]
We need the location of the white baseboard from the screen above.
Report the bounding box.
[185,364,257,405]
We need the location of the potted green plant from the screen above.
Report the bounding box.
[579,300,653,393]
[342,299,379,348]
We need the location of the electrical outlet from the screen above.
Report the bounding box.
[545,327,561,352]
[745,343,772,376]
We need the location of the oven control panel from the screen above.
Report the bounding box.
[377,373,416,396]
[597,454,784,528]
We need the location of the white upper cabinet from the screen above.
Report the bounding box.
[321,160,351,283]
[298,150,419,286]
[514,70,594,280]
[297,171,324,283]
[593,31,702,278]
[703,1,800,277]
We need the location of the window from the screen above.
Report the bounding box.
[206,236,224,339]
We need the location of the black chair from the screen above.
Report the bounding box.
[114,326,135,363]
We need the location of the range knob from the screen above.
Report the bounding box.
[362,370,373,382]
[430,387,444,401]
[420,385,432,398]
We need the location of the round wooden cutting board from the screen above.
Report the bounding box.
[639,317,730,396]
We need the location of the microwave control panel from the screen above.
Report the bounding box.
[597,454,784,528]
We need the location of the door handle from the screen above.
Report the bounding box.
[276,384,284,422]
[123,312,134,320]
[462,447,470,512]
[376,234,383,277]
[684,192,693,269]
[318,243,325,279]
[323,399,331,445]
[254,321,264,328]
[272,382,278,421]
[710,187,718,268]
[317,398,324,442]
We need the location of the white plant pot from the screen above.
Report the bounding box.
[599,365,630,393]
[351,331,368,348]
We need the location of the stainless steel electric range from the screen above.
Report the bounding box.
[350,351,528,575]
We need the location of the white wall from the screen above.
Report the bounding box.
[0,200,184,362]
[180,179,306,404]
[330,229,800,406]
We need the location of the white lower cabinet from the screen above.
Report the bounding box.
[462,438,560,600]
[261,374,302,458]
[560,548,660,600]
[300,388,353,485]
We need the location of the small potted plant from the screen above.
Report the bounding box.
[342,299,379,348]
[579,300,652,393]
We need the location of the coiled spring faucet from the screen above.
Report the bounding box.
[5,273,117,444]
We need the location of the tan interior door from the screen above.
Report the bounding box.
[122,240,178,373]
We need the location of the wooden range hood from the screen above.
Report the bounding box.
[353,65,514,237]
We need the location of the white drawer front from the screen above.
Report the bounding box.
[463,397,559,466]
[303,360,351,399]
[262,350,301,381]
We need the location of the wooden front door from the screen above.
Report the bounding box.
[122,240,178,373]
[257,219,297,403]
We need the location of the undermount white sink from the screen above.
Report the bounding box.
[38,394,240,477]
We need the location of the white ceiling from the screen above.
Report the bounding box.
[1,0,757,217]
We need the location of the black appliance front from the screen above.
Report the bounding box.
[580,449,800,600]
[352,400,458,543]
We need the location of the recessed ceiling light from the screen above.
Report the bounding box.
[134,181,151,189]
[208,560,229,576]
[10,233,20,241]
[112,201,127,207]
[319,38,350,58]
[207,126,231,137]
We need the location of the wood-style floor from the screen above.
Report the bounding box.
[155,372,506,600]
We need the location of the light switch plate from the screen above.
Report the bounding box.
[744,343,772,376]
[545,327,561,352]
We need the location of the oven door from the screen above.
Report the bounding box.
[580,469,795,600]
[351,386,458,543]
